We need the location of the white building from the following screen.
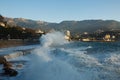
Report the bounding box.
[104,34,111,41]
[35,29,44,34]
[0,22,5,27]
[65,30,71,41]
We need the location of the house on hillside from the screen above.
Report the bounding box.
[0,15,6,27]
[65,30,71,41]
[104,34,111,41]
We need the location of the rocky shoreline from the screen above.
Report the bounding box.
[0,43,34,77]
[0,56,18,77]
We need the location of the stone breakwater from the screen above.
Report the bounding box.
[0,48,34,76]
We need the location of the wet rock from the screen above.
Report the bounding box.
[0,56,7,64]
[0,56,18,77]
[3,67,18,77]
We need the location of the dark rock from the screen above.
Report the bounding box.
[3,62,12,68]
[0,56,18,77]
[3,67,18,77]
[0,56,7,64]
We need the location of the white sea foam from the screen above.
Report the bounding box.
[33,31,68,62]
[40,31,68,47]
[105,53,120,65]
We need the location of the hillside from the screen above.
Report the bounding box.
[58,20,120,34]
[5,17,120,34]
[0,15,42,48]
[0,15,42,40]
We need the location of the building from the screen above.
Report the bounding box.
[65,30,71,41]
[0,15,6,27]
[35,29,44,34]
[103,34,111,41]
[0,22,5,27]
[84,32,88,35]
[82,38,90,41]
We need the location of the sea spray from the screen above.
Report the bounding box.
[40,31,68,47]
[33,47,52,62]
[34,31,68,62]
[22,31,100,80]
[19,31,83,80]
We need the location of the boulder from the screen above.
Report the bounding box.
[0,56,18,77]
[3,67,18,77]
[0,56,7,64]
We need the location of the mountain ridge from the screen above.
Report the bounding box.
[5,17,120,34]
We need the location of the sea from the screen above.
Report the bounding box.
[0,31,120,80]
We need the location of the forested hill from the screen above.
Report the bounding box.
[5,17,120,34]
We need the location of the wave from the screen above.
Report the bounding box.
[5,31,120,80]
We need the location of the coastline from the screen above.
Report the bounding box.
[0,39,40,48]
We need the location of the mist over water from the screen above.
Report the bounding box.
[3,31,120,80]
[40,31,68,47]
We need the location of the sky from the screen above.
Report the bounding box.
[0,0,120,23]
